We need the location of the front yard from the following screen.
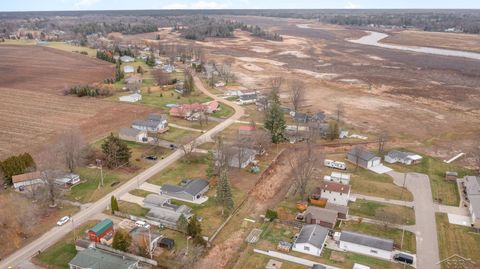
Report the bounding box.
[349,199,415,225]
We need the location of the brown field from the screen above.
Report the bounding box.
[0,45,154,159]
[382,30,480,53]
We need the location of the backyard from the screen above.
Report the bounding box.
[349,199,415,225]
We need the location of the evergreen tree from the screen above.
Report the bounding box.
[0,153,36,184]
[101,133,131,168]
[183,72,194,95]
[176,214,188,234]
[264,101,286,144]
[111,195,119,214]
[205,150,215,178]
[187,215,206,246]
[115,62,124,82]
[112,229,131,251]
[216,169,234,215]
[328,121,339,140]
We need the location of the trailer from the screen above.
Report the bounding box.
[324,159,347,170]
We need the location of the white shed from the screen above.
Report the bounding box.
[339,231,394,260]
[292,224,329,257]
[123,65,135,73]
[119,93,142,103]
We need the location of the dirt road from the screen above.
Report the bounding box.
[0,77,244,268]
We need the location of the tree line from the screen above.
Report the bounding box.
[73,22,157,36]
[0,153,36,185]
[65,85,112,97]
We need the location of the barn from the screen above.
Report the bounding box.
[87,219,114,243]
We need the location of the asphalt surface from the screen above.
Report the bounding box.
[0,76,244,268]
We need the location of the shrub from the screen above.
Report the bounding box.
[265,209,278,221]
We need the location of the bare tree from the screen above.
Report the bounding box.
[176,244,205,269]
[152,70,171,86]
[378,131,389,155]
[198,111,209,129]
[179,135,198,162]
[219,60,234,84]
[289,79,305,112]
[253,127,271,155]
[214,136,233,173]
[289,143,323,200]
[59,129,85,173]
[336,103,344,123]
[270,75,284,92]
[38,145,64,207]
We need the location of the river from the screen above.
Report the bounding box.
[349,31,480,61]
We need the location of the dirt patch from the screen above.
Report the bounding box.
[250,46,273,53]
[241,63,264,72]
[236,57,286,66]
[278,50,310,58]
[292,69,339,80]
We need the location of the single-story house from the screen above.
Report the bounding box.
[338,231,394,260]
[222,147,258,169]
[87,219,114,243]
[160,179,209,203]
[68,247,139,269]
[120,55,134,63]
[143,194,193,229]
[119,93,142,103]
[169,103,207,119]
[347,147,381,169]
[324,172,351,185]
[303,206,338,229]
[123,65,135,74]
[384,150,422,165]
[54,173,81,188]
[132,119,166,133]
[130,227,162,252]
[292,224,329,257]
[12,171,44,190]
[464,176,480,228]
[238,93,257,105]
[119,128,148,143]
[315,181,351,206]
[325,202,349,220]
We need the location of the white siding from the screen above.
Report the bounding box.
[339,241,392,260]
[292,243,322,256]
[320,189,350,206]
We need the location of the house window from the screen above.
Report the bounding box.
[370,249,378,254]
[304,246,310,251]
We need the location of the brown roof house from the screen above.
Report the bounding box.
[302,206,338,229]
[12,171,44,190]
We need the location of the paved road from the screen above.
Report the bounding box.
[388,171,440,269]
[0,77,244,268]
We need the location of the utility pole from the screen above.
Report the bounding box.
[72,217,76,243]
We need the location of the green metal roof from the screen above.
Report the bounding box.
[90,219,113,235]
[69,248,137,269]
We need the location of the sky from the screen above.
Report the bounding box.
[2,0,480,11]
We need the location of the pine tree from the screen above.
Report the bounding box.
[101,133,131,168]
[187,215,206,246]
[112,229,132,251]
[176,214,188,234]
[111,195,119,214]
[328,121,339,140]
[216,169,234,216]
[264,101,286,144]
[205,150,215,178]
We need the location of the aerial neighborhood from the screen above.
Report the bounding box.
[1,6,480,269]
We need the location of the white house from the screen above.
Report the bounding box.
[464,176,480,228]
[12,171,44,190]
[316,181,351,206]
[384,150,423,165]
[324,172,351,185]
[123,65,135,74]
[237,93,257,105]
[292,224,329,257]
[119,128,148,143]
[339,231,394,260]
[119,93,142,103]
[132,114,168,133]
[120,55,134,63]
[54,173,81,188]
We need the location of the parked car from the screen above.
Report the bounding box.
[394,253,414,265]
[57,216,70,226]
[146,155,158,161]
[135,220,151,229]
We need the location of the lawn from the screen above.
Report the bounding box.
[212,102,235,118]
[139,90,213,109]
[148,155,208,186]
[117,200,149,217]
[349,199,415,225]
[129,189,155,197]
[158,126,198,142]
[35,220,98,269]
[341,221,416,253]
[388,153,473,206]
[436,213,480,267]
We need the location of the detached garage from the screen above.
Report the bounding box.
[338,231,394,260]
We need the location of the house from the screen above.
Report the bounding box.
[68,247,139,269]
[132,118,166,133]
[338,231,394,260]
[464,176,480,228]
[325,202,349,220]
[87,219,114,243]
[120,55,134,62]
[238,93,257,105]
[12,171,44,190]
[292,224,329,257]
[162,64,175,73]
[124,77,142,91]
[143,194,193,229]
[324,172,351,185]
[175,82,186,94]
[293,112,309,124]
[204,101,220,113]
[130,227,162,253]
[169,103,207,120]
[315,181,351,206]
[303,206,338,229]
[119,93,142,103]
[160,179,209,203]
[119,128,148,143]
[123,65,135,74]
[347,147,381,169]
[54,173,81,188]
[384,150,422,165]
[145,114,168,131]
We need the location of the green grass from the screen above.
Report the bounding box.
[261,222,296,244]
[159,127,197,142]
[118,200,149,217]
[341,221,416,253]
[148,155,208,186]
[35,220,98,269]
[349,199,415,225]
[212,103,235,118]
[436,213,480,267]
[388,153,473,206]
[129,189,155,197]
[139,90,213,109]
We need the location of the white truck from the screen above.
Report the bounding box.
[324,159,347,170]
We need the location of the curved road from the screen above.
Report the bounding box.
[1,76,244,268]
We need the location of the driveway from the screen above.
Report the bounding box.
[388,171,440,269]
[0,76,245,268]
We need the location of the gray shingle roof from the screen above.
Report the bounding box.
[464,176,480,220]
[144,194,170,207]
[348,147,378,162]
[132,119,160,129]
[304,206,338,224]
[69,248,138,269]
[147,114,167,122]
[119,127,143,137]
[162,179,209,196]
[340,231,394,251]
[295,224,329,249]
[240,93,257,101]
